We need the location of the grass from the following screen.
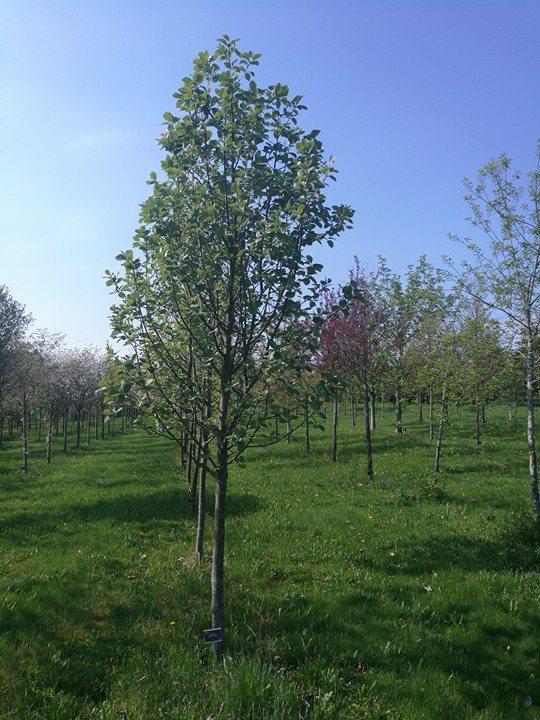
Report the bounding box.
[0,406,538,719]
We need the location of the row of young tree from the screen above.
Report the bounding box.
[102,38,539,654]
[0,289,133,470]
[317,256,526,475]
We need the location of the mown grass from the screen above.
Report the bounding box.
[0,406,538,719]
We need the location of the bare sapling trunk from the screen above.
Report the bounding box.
[395,380,403,436]
[305,400,310,452]
[190,428,202,515]
[331,394,338,462]
[434,385,447,473]
[76,408,81,448]
[195,453,207,561]
[63,409,68,454]
[481,404,485,427]
[195,396,210,561]
[46,414,52,464]
[429,384,434,441]
[525,330,540,522]
[369,386,376,431]
[86,409,91,447]
[363,375,374,480]
[21,395,28,473]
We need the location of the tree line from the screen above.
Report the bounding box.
[0,292,134,471]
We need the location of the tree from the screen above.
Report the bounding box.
[457,297,504,446]
[381,257,442,436]
[447,145,540,521]
[319,260,389,479]
[0,286,31,448]
[107,36,353,655]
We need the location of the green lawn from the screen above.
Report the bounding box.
[0,407,538,719]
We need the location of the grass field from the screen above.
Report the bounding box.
[0,406,538,719]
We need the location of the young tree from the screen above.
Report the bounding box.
[0,286,31,448]
[447,146,540,521]
[107,37,353,654]
[457,297,504,446]
[381,257,442,436]
[319,261,389,479]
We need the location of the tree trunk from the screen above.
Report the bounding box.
[286,418,291,444]
[481,404,486,427]
[46,414,52,464]
[525,330,540,521]
[429,384,434,441]
[395,380,403,436]
[331,395,338,462]
[434,386,447,473]
[195,390,210,562]
[189,428,201,515]
[475,402,481,447]
[418,389,423,422]
[86,409,91,447]
[76,408,81,448]
[351,395,356,428]
[369,386,376,431]
[363,376,373,480]
[211,447,228,658]
[305,400,310,452]
[21,395,28,472]
[63,409,68,454]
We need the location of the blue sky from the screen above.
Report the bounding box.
[1,1,539,347]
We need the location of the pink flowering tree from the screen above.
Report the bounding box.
[318,260,389,478]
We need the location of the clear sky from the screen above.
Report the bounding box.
[1,1,539,347]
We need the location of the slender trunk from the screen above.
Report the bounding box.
[274,414,279,439]
[195,393,210,561]
[21,395,28,472]
[305,400,310,453]
[211,455,227,658]
[434,385,447,473]
[76,408,81,448]
[63,409,68,454]
[429,384,434,441]
[363,375,373,480]
[46,414,52,464]
[190,428,201,515]
[195,454,207,561]
[369,386,376,431]
[418,389,423,422]
[351,395,356,428]
[331,395,338,462]
[101,406,105,439]
[525,330,540,521]
[481,404,486,427]
[86,409,91,447]
[475,402,481,447]
[286,418,291,444]
[395,380,403,436]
